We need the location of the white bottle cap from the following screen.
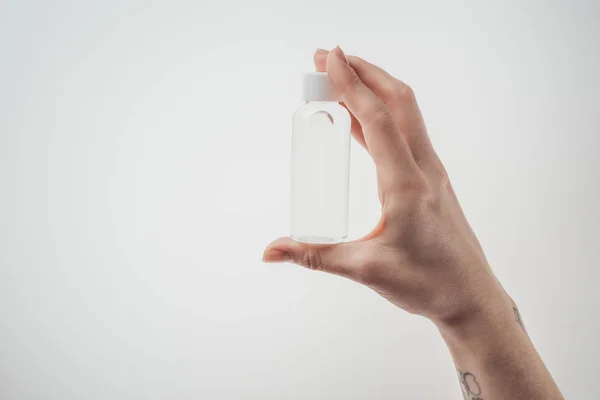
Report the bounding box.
[301,72,339,102]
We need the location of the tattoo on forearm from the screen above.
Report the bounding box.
[457,369,483,400]
[513,305,525,331]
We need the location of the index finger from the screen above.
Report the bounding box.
[314,50,367,150]
[326,47,418,178]
[317,49,436,170]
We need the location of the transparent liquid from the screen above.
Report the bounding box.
[291,102,351,244]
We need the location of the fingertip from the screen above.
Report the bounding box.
[314,49,328,72]
[332,46,349,65]
[326,47,354,83]
[262,249,292,263]
[263,237,296,263]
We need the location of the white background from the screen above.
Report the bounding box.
[1,0,599,399]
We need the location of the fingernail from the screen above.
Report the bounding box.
[335,45,349,64]
[316,48,329,55]
[262,249,292,263]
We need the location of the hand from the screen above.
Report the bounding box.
[263,47,507,324]
[264,47,565,400]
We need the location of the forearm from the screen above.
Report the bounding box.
[435,293,563,399]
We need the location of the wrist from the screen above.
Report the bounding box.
[433,289,563,400]
[433,281,518,344]
[435,300,518,345]
[433,285,531,365]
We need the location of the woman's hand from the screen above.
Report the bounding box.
[264,47,505,324]
[263,47,563,400]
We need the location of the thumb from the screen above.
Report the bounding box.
[263,237,367,280]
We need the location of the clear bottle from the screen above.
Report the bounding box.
[291,72,351,244]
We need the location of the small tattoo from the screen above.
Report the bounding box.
[513,306,525,331]
[457,369,483,399]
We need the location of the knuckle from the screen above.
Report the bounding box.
[298,248,324,271]
[349,71,362,88]
[425,160,453,194]
[437,169,452,191]
[392,80,415,102]
[391,179,438,217]
[374,101,392,119]
[364,103,394,131]
[338,71,362,98]
[416,187,441,216]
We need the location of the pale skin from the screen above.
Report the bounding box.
[263,47,563,399]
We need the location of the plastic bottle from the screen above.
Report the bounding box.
[290,72,351,244]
